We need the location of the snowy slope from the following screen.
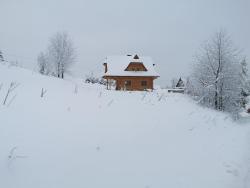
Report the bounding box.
[0,63,250,188]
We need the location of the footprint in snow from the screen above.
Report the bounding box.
[223,162,239,177]
[226,169,239,177]
[96,146,101,151]
[188,127,195,131]
[107,99,114,107]
[8,147,28,167]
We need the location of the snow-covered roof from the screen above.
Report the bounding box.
[103,55,159,77]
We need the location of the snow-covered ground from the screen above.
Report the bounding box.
[0,63,250,188]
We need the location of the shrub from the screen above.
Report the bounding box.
[247,108,250,113]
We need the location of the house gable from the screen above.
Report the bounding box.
[124,54,148,72]
[124,62,148,71]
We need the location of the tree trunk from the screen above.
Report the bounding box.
[57,63,60,78]
[215,91,218,109]
[214,81,218,110]
[219,83,223,110]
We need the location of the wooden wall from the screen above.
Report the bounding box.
[104,76,155,91]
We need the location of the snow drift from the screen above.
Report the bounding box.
[0,63,250,188]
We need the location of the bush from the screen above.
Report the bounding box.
[247,108,250,113]
[85,73,107,85]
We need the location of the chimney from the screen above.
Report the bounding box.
[103,63,107,73]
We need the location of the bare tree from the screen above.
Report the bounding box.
[48,32,76,79]
[190,30,243,114]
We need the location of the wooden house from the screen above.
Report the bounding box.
[103,55,159,91]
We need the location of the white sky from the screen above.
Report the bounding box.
[1,0,250,86]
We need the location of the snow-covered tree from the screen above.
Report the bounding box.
[239,58,250,107]
[0,51,4,62]
[85,72,99,84]
[185,77,195,95]
[37,32,76,78]
[37,52,50,75]
[171,78,178,88]
[85,71,107,85]
[190,30,243,114]
[48,32,76,79]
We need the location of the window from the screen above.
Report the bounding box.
[125,80,131,86]
[141,81,147,86]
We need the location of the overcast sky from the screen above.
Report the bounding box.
[1,0,250,86]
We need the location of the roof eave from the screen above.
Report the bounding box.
[103,75,160,78]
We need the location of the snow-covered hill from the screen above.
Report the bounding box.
[0,63,250,188]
